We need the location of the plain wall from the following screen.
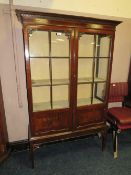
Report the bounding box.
[0,4,29,141]
[111,21,131,82]
[0,3,131,141]
[0,0,8,4]
[14,0,131,19]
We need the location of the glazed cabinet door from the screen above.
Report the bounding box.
[75,29,113,127]
[24,26,74,136]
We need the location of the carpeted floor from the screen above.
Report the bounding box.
[1,131,131,175]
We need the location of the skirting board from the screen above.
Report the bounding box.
[9,140,29,152]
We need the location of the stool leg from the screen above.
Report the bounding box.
[113,130,118,158]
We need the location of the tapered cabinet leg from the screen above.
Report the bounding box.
[113,130,118,158]
[28,125,35,168]
[29,142,35,168]
[101,130,107,151]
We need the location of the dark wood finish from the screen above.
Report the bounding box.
[16,10,121,28]
[0,79,9,163]
[16,10,121,168]
[31,109,72,136]
[76,105,105,127]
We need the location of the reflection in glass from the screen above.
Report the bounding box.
[29,30,49,57]
[94,58,108,82]
[93,83,106,104]
[32,86,51,112]
[99,36,111,57]
[51,32,70,57]
[78,34,94,57]
[52,85,69,109]
[77,84,92,106]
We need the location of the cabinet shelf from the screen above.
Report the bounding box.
[30,56,70,59]
[32,79,50,86]
[77,97,103,106]
[53,100,69,109]
[32,79,69,87]
[77,98,91,106]
[30,56,109,60]
[32,77,106,87]
[33,97,103,112]
[33,100,69,112]
[33,101,51,111]
[78,77,106,84]
[94,77,106,82]
[78,57,110,59]
[92,98,104,104]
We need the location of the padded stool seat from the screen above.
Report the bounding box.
[109,107,131,125]
[108,107,131,130]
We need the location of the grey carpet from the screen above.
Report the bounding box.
[1,131,131,175]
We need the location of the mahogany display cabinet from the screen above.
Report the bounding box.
[16,10,121,167]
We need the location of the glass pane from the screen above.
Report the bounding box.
[77,84,92,106]
[78,59,93,83]
[52,85,69,109]
[52,59,69,85]
[78,34,94,57]
[32,86,51,112]
[51,32,70,57]
[29,30,49,57]
[94,58,108,82]
[30,59,50,86]
[93,83,106,104]
[98,36,111,57]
